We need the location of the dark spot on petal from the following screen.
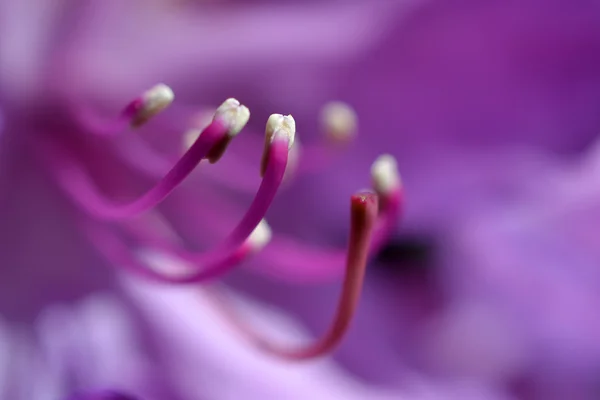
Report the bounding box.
[373,234,435,276]
[67,390,140,400]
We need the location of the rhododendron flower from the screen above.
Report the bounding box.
[0,0,438,399]
[6,0,600,399]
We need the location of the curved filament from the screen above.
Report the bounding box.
[256,187,403,282]
[45,120,228,220]
[208,192,379,360]
[119,136,290,273]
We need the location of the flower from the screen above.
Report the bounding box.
[0,0,478,399]
[9,0,599,398]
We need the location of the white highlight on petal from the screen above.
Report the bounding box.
[182,129,201,150]
[119,276,408,400]
[70,293,154,392]
[0,318,11,399]
[133,83,174,127]
[321,101,357,142]
[182,109,216,150]
[265,113,296,149]
[371,154,400,196]
[36,305,76,390]
[214,98,250,137]
[247,219,272,251]
[136,248,195,276]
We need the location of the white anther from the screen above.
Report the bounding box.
[132,83,174,127]
[265,114,296,149]
[247,219,272,251]
[214,98,250,137]
[260,114,296,176]
[371,154,400,196]
[320,101,357,142]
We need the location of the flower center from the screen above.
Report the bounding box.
[15,83,404,361]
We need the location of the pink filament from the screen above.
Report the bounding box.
[82,136,289,284]
[371,189,403,251]
[209,192,379,360]
[120,136,289,270]
[194,128,348,193]
[45,119,228,220]
[84,221,252,284]
[110,131,260,193]
[255,186,403,282]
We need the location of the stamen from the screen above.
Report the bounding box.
[320,101,357,144]
[296,101,357,175]
[128,83,175,128]
[207,98,250,163]
[261,114,296,177]
[210,192,379,360]
[253,155,402,282]
[107,103,254,196]
[369,154,403,250]
[114,108,256,191]
[46,100,249,220]
[76,83,174,136]
[189,102,355,190]
[119,135,289,270]
[371,154,400,197]
[80,118,289,284]
[85,218,270,284]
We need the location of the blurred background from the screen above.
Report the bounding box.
[1,0,600,399]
